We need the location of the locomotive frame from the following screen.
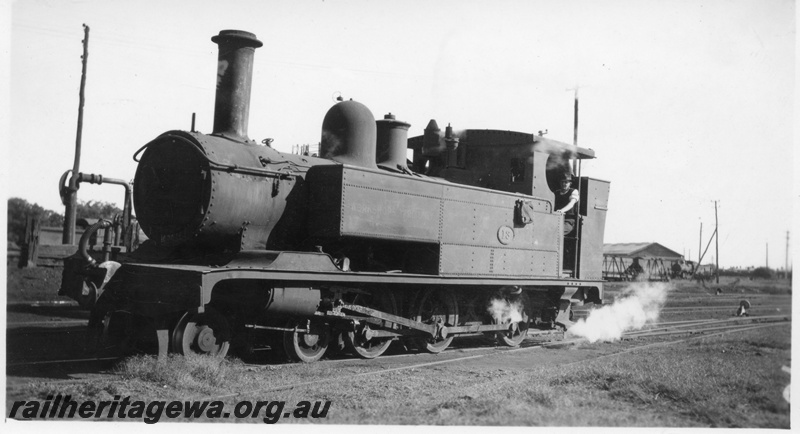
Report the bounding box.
[59,30,610,362]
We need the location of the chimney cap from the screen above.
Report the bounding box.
[211,30,263,48]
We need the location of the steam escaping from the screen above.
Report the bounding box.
[566,282,672,343]
[532,138,575,168]
[487,298,523,323]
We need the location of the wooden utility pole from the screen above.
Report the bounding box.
[62,24,90,244]
[572,87,579,146]
[766,242,769,269]
[566,86,580,175]
[715,201,719,283]
[786,231,790,279]
[699,222,702,263]
[23,216,41,267]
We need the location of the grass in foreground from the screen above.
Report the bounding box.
[7,325,790,427]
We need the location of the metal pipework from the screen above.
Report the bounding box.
[78,219,112,267]
[444,123,459,167]
[421,119,443,157]
[211,30,263,141]
[78,172,132,229]
[60,171,132,232]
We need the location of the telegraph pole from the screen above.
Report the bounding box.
[786,231,790,279]
[62,24,90,244]
[715,201,719,283]
[566,86,580,175]
[699,222,702,263]
[572,87,579,147]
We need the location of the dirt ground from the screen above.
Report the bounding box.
[6,266,66,303]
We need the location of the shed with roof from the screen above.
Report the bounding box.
[603,242,683,281]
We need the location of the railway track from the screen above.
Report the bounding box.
[202,314,790,400]
[7,313,789,399]
[9,301,786,330]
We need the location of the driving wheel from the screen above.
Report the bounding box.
[343,290,398,359]
[411,288,459,353]
[171,307,231,357]
[283,320,329,363]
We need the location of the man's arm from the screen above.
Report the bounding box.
[556,190,580,214]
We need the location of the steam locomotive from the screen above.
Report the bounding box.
[60,30,610,362]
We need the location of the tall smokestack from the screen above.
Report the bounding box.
[211,30,262,141]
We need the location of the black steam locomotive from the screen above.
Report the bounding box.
[60,30,610,362]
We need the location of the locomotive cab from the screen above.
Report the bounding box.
[407,128,608,279]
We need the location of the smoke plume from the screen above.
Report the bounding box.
[566,282,671,343]
[487,298,523,324]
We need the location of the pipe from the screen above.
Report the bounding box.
[112,214,122,247]
[75,172,132,232]
[102,221,114,263]
[444,124,459,168]
[211,30,263,141]
[79,219,112,267]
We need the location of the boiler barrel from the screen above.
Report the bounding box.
[133,131,311,250]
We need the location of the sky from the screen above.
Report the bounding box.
[3,0,796,269]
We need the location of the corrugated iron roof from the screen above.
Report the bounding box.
[603,242,683,259]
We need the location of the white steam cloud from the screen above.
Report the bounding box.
[566,282,671,343]
[487,298,523,324]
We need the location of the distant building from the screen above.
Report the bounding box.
[603,242,684,281]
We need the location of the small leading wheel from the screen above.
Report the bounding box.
[343,291,398,359]
[171,307,231,358]
[491,292,530,347]
[411,288,459,354]
[283,321,329,363]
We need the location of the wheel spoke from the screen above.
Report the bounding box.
[489,292,530,347]
[412,288,459,353]
[171,308,230,357]
[344,291,398,359]
[283,321,329,363]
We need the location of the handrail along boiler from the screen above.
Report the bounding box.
[60,30,610,362]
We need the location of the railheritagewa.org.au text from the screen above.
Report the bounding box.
[8,394,331,424]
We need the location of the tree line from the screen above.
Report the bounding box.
[7,197,122,245]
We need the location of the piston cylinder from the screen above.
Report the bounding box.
[264,287,321,317]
